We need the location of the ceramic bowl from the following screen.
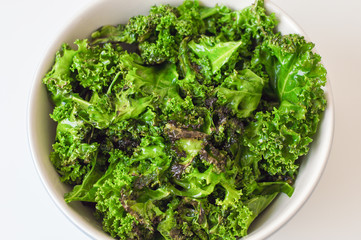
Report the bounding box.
[28,0,334,239]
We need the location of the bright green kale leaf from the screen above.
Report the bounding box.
[50,108,98,184]
[201,0,277,42]
[176,0,205,36]
[242,34,327,176]
[175,138,204,164]
[42,44,76,105]
[63,153,103,203]
[69,89,153,129]
[71,39,125,93]
[216,69,265,118]
[177,38,209,99]
[120,52,200,117]
[188,36,243,75]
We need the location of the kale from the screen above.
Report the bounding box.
[43,0,327,239]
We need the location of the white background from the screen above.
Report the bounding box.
[1,0,360,239]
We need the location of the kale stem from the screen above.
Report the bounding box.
[71,95,91,108]
[107,71,122,95]
[200,6,219,19]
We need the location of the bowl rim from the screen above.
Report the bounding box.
[27,0,335,239]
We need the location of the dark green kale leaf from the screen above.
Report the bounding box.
[91,0,205,65]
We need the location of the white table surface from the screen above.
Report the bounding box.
[1,0,360,239]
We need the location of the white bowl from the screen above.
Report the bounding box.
[27,0,334,239]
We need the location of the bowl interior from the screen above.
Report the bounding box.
[28,0,334,239]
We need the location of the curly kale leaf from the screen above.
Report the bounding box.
[202,0,277,43]
[90,150,147,239]
[42,44,76,105]
[91,0,208,65]
[176,0,205,36]
[242,34,327,176]
[93,136,173,238]
[71,39,125,93]
[155,197,253,240]
[49,106,98,184]
[188,36,244,77]
[216,69,265,118]
[120,52,198,117]
[177,38,210,99]
[72,90,153,130]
